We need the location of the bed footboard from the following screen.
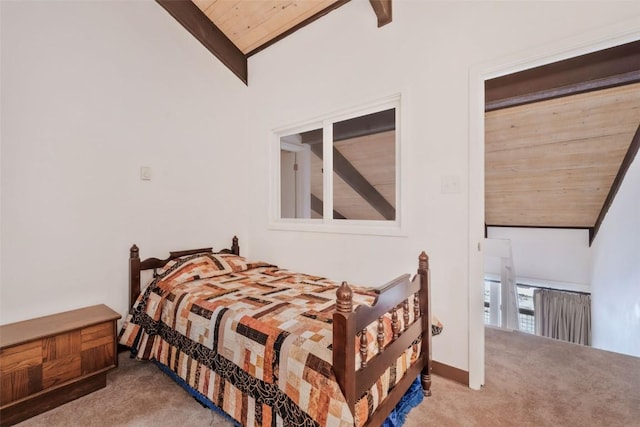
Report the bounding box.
[332,252,431,426]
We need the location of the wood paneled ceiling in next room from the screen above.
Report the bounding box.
[485,40,640,244]
[156,0,392,84]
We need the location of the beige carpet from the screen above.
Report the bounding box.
[16,327,640,426]
[404,327,640,427]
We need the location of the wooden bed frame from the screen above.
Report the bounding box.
[128,236,432,426]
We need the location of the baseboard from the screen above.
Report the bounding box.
[432,360,469,386]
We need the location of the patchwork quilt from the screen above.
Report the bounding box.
[119,253,427,427]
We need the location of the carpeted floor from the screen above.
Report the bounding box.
[15,327,640,426]
[404,327,640,427]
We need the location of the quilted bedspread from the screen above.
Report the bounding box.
[119,253,424,427]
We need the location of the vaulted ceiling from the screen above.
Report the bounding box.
[156,2,639,244]
[156,0,391,84]
[485,41,640,244]
[486,82,640,228]
[192,0,349,55]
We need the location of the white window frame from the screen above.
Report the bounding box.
[269,94,406,236]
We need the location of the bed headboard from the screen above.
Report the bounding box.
[128,236,239,308]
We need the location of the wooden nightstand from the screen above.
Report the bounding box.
[0,304,121,426]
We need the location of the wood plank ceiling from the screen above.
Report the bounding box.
[309,130,396,221]
[485,40,640,244]
[486,82,640,228]
[192,0,347,55]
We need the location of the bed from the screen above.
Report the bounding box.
[119,236,437,427]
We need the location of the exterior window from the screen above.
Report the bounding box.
[273,95,402,235]
[484,279,535,334]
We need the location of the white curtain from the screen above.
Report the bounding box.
[533,289,591,345]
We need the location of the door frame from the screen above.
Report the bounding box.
[467,17,640,390]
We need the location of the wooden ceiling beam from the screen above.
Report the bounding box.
[158,0,388,82]
[156,0,247,85]
[308,143,396,221]
[486,40,640,111]
[300,110,396,220]
[310,194,346,219]
[369,0,392,27]
[590,122,640,246]
[302,109,395,145]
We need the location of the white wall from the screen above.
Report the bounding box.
[245,0,640,375]
[591,154,640,357]
[0,1,249,324]
[486,227,591,291]
[2,0,639,379]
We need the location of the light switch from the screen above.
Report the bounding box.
[140,166,152,181]
[441,175,461,194]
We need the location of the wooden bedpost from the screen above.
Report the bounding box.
[418,251,432,397]
[231,236,240,256]
[333,282,356,411]
[129,245,141,309]
[336,281,353,313]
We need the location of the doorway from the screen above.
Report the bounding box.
[467,22,640,390]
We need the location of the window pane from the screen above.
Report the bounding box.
[332,109,396,220]
[517,286,535,333]
[280,129,323,219]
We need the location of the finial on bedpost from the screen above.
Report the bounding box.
[231,236,240,256]
[130,244,139,260]
[419,251,429,271]
[336,281,353,313]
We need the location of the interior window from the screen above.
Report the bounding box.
[276,99,399,227]
[332,109,395,221]
[280,129,323,219]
